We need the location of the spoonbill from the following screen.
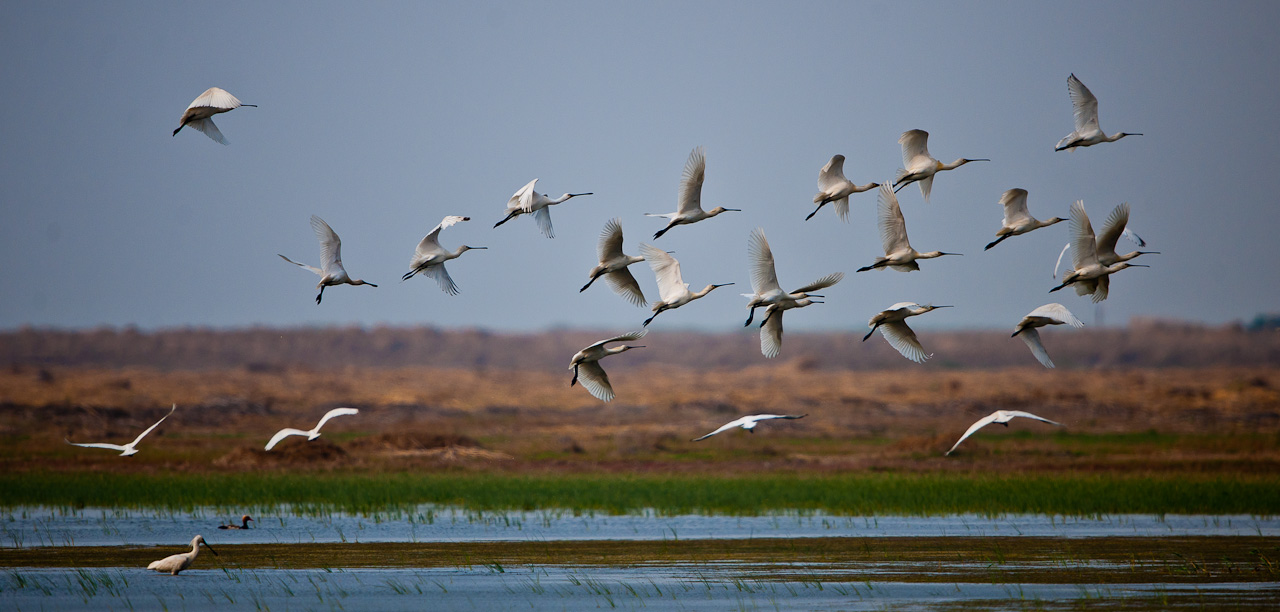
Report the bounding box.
[864,303,951,363]
[984,189,1066,251]
[1052,226,1149,279]
[692,414,808,441]
[1012,303,1084,369]
[218,515,254,530]
[857,183,961,272]
[1055,73,1141,152]
[569,330,647,402]
[147,535,218,575]
[1095,203,1159,266]
[580,218,647,307]
[743,227,842,326]
[647,147,740,239]
[945,410,1063,456]
[1049,201,1147,302]
[65,404,175,456]
[279,215,377,304]
[172,87,255,144]
[638,244,733,326]
[401,215,486,295]
[807,155,879,221]
[758,298,822,359]
[265,407,360,451]
[892,130,988,201]
[493,178,592,238]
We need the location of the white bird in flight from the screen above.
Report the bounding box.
[637,244,734,326]
[147,535,218,575]
[1094,203,1159,266]
[945,410,1063,456]
[66,404,176,456]
[265,407,360,451]
[401,215,486,295]
[692,414,808,441]
[857,183,961,272]
[757,298,823,359]
[864,302,951,363]
[493,178,592,238]
[580,218,647,307]
[984,188,1066,251]
[807,155,879,221]
[172,87,255,144]
[892,130,988,201]
[1049,201,1147,302]
[647,147,740,239]
[1012,303,1084,368]
[279,215,378,305]
[743,227,843,326]
[1053,225,1149,279]
[569,330,647,402]
[1055,73,1141,152]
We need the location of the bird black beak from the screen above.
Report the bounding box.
[568,192,594,197]
[712,283,735,288]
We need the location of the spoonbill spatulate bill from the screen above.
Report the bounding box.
[984,188,1066,251]
[891,130,988,201]
[402,215,486,295]
[638,244,733,327]
[493,179,592,238]
[1055,73,1141,152]
[857,182,961,272]
[647,147,740,239]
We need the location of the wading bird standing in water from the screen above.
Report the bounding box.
[279,216,378,304]
[892,130,988,201]
[807,154,879,221]
[65,404,176,456]
[647,147,740,239]
[984,188,1066,251]
[1012,303,1084,368]
[857,183,961,272]
[172,87,255,144]
[692,414,808,441]
[147,535,217,575]
[580,218,647,307]
[946,410,1063,456]
[638,244,733,327]
[493,179,592,238]
[569,330,647,402]
[864,302,951,363]
[265,407,360,451]
[1055,73,1141,152]
[402,215,486,295]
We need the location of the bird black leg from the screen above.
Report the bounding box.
[315,286,325,305]
[570,365,579,387]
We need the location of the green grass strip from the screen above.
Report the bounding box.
[1,472,1277,516]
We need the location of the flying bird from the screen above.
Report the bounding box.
[807,155,879,221]
[279,215,377,304]
[1052,225,1150,279]
[1049,201,1148,302]
[172,87,255,144]
[493,178,592,238]
[147,535,217,575]
[401,215,486,295]
[65,404,176,456]
[742,227,842,326]
[945,410,1063,456]
[857,183,961,272]
[569,330,647,402]
[864,302,951,363]
[637,244,733,326]
[218,515,254,530]
[1094,203,1159,267]
[1055,73,1141,152]
[265,407,360,451]
[692,414,808,441]
[892,130,988,201]
[580,218,647,307]
[984,189,1066,251]
[647,147,740,239]
[1012,303,1084,368]
[757,298,823,359]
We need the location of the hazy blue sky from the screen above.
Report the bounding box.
[3,1,1278,333]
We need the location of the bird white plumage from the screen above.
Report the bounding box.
[172,87,255,144]
[402,216,486,295]
[1012,303,1084,368]
[646,147,740,239]
[984,189,1067,251]
[147,535,218,575]
[637,244,733,327]
[864,302,951,363]
[580,218,647,307]
[946,410,1063,455]
[691,414,808,441]
[264,407,360,451]
[857,183,961,272]
[493,179,592,238]
[742,227,842,327]
[569,330,647,402]
[1055,74,1141,152]
[1050,201,1148,301]
[279,215,377,304]
[892,130,988,201]
[66,404,176,456]
[808,155,879,221]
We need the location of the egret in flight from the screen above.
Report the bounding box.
[984,189,1066,251]
[857,183,961,272]
[807,155,879,221]
[892,130,988,201]
[647,147,740,239]
[493,179,592,238]
[402,215,486,295]
[864,302,951,363]
[265,407,360,451]
[172,87,255,144]
[569,330,647,402]
[65,404,175,456]
[692,414,807,441]
[638,244,733,326]
[743,227,842,326]
[1050,201,1147,302]
[1012,303,1084,369]
[946,410,1063,456]
[1055,73,1141,152]
[147,535,217,575]
[580,218,647,307]
[279,216,377,304]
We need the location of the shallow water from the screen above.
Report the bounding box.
[3,506,1276,548]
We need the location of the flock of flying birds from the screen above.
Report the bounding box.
[64,74,1154,571]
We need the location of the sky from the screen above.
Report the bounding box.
[2,1,1278,334]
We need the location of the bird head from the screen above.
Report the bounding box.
[195,535,218,555]
[709,207,741,216]
[923,304,954,313]
[353,279,378,287]
[461,245,488,252]
[956,158,990,166]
